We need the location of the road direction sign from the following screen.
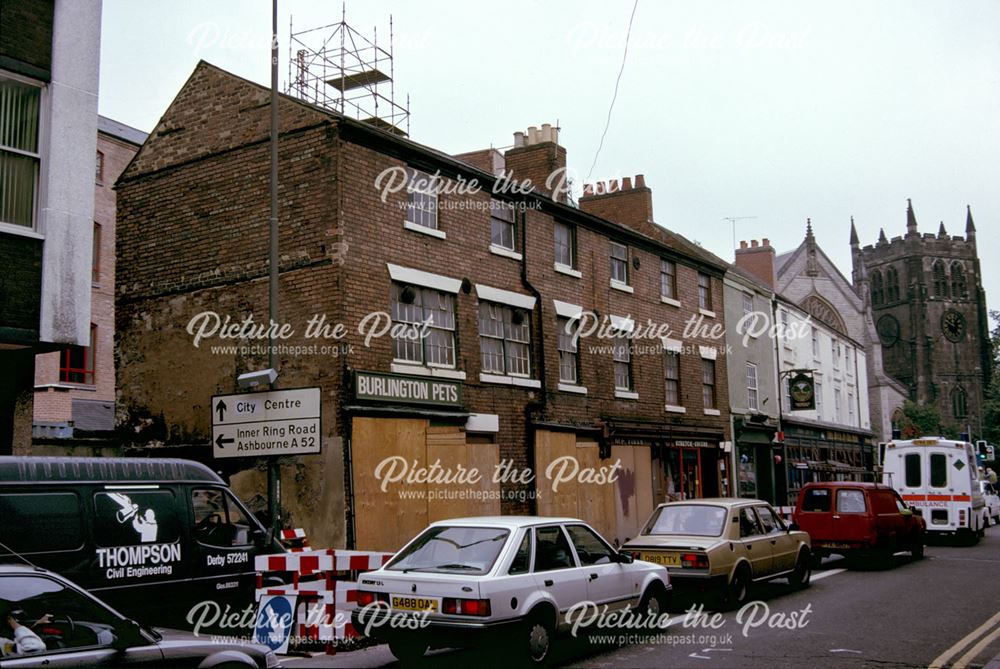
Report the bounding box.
[211,387,321,459]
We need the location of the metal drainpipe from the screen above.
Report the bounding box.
[519,205,546,515]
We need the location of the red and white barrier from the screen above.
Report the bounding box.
[255,541,394,653]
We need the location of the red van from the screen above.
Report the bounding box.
[793,482,926,566]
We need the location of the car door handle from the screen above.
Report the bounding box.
[589,573,599,581]
[833,515,841,519]
[770,539,777,545]
[747,544,752,550]
[544,579,554,587]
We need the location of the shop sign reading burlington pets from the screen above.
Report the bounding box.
[354,370,462,407]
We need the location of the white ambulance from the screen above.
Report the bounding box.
[881,437,987,542]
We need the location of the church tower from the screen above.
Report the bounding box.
[858,200,991,436]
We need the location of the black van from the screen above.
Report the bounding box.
[0,457,284,630]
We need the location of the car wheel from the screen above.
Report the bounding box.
[910,535,924,559]
[788,549,812,589]
[520,610,555,666]
[725,564,751,610]
[388,639,428,664]
[637,581,670,619]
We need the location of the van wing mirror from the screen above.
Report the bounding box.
[910,507,923,517]
[616,551,634,564]
[787,522,800,532]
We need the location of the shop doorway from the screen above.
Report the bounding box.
[659,447,720,501]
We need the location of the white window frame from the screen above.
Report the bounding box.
[746,362,759,412]
[554,221,576,270]
[610,241,629,286]
[478,301,532,378]
[660,259,677,302]
[405,168,439,231]
[0,72,44,233]
[490,199,516,252]
[612,332,633,393]
[390,283,457,368]
[742,292,754,317]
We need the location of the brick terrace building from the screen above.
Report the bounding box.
[116,62,731,550]
[32,117,146,438]
[0,0,101,452]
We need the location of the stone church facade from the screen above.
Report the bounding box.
[770,224,908,444]
[854,201,991,437]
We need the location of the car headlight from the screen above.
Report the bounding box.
[264,650,281,668]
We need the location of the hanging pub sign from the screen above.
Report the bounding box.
[788,372,816,411]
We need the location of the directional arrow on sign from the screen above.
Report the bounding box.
[215,433,234,449]
[216,400,227,422]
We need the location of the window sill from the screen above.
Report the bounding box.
[699,308,716,318]
[610,279,634,294]
[390,362,466,381]
[480,373,541,389]
[0,222,44,240]
[554,263,581,279]
[489,244,522,261]
[615,390,639,400]
[703,408,721,416]
[36,382,97,392]
[557,383,588,395]
[404,221,446,239]
[665,405,687,414]
[660,296,681,307]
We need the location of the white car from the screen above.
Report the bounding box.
[981,481,1000,525]
[351,516,670,665]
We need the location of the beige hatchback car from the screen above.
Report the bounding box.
[623,499,812,608]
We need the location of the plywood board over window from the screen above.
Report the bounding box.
[426,424,499,523]
[533,431,620,546]
[351,417,501,552]
[611,445,654,546]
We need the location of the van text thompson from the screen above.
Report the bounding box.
[96,543,182,579]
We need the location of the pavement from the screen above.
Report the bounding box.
[279,524,1000,668]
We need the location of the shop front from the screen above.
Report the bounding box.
[345,371,502,551]
[734,417,780,505]
[780,419,875,507]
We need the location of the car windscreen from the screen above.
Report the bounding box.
[386,526,510,575]
[641,504,727,537]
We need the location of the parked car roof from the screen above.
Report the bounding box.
[0,457,224,484]
[800,481,889,490]
[428,516,585,529]
[655,497,767,508]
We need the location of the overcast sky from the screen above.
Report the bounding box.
[100,0,1000,315]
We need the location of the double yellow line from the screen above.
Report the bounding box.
[929,610,1000,669]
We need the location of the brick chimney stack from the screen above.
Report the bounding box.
[735,238,776,289]
[578,174,654,232]
[503,124,568,202]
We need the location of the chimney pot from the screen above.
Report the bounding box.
[541,123,552,142]
[583,183,594,196]
[635,174,646,188]
[513,131,525,148]
[762,238,769,246]
[595,181,605,194]
[622,176,632,190]
[740,240,748,249]
[527,126,539,144]
[751,240,759,248]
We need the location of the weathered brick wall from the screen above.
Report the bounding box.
[0,0,53,77]
[116,62,733,543]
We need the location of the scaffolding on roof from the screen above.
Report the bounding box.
[287,6,410,136]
